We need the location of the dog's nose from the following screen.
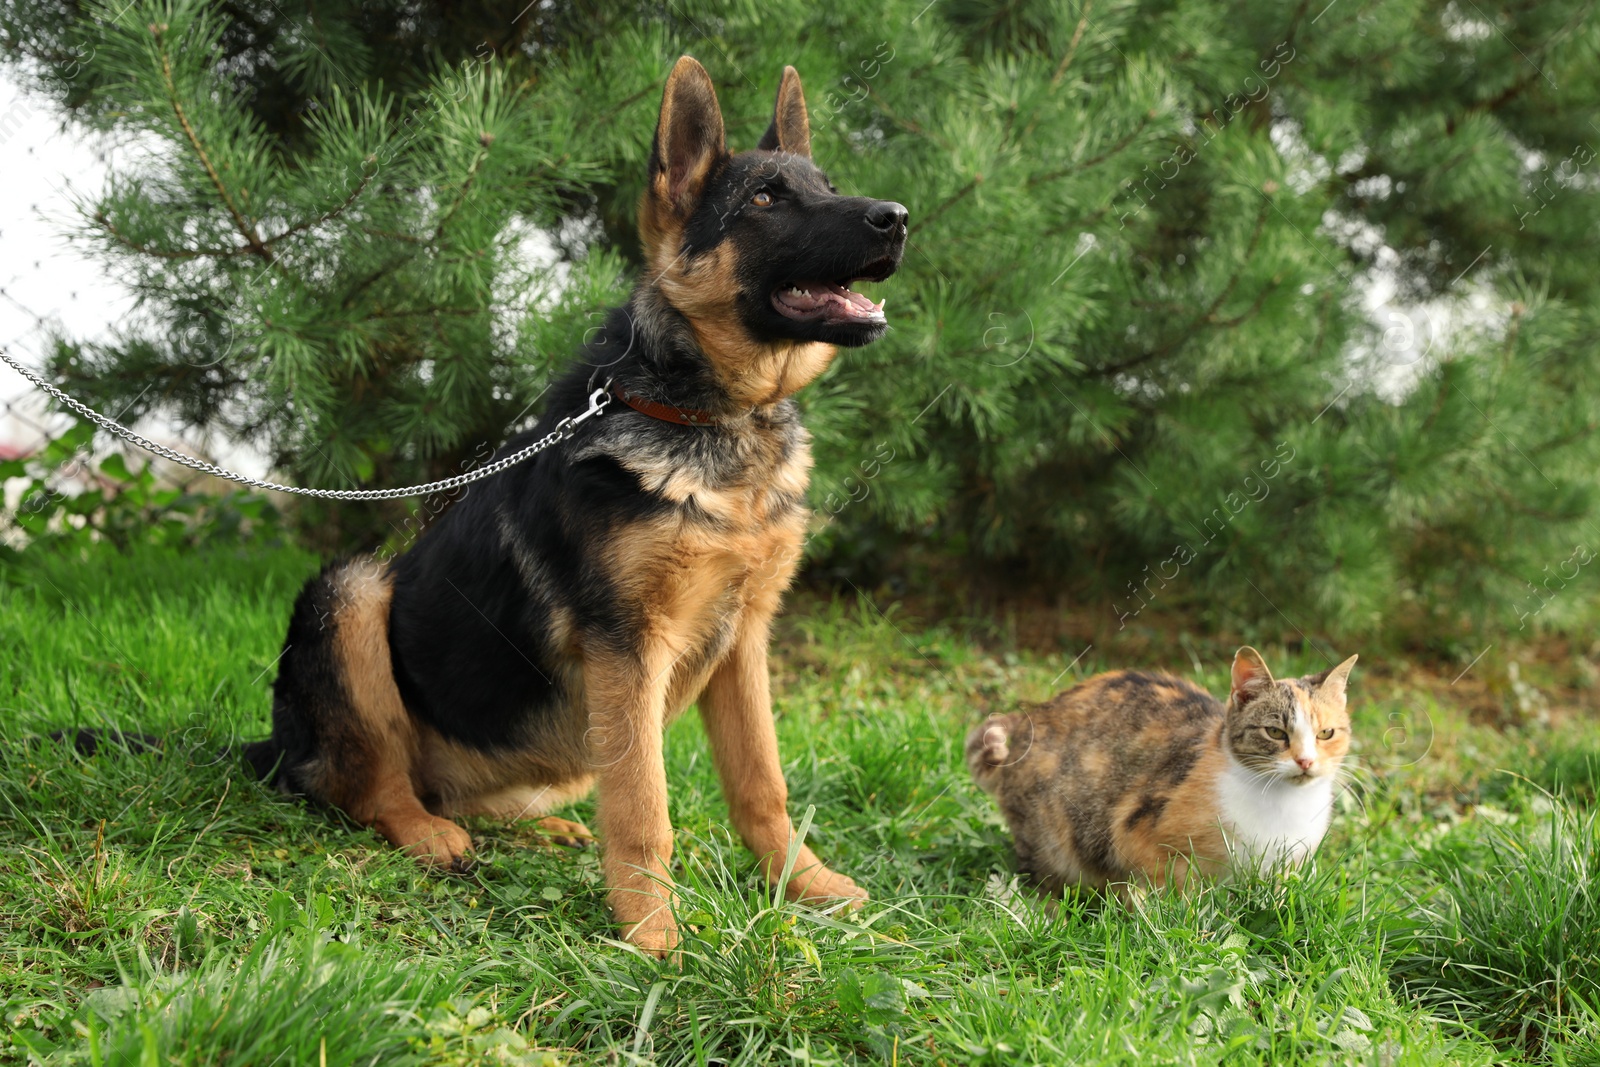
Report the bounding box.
[866,201,908,232]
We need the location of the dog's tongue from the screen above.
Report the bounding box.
[777,282,882,320]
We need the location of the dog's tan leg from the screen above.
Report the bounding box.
[356,777,474,869]
[325,560,472,871]
[700,621,866,907]
[586,650,678,955]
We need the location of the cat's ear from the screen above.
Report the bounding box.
[1230,646,1275,706]
[1314,654,1359,701]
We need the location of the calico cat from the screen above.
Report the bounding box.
[967,647,1358,897]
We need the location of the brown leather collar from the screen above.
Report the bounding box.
[611,386,721,427]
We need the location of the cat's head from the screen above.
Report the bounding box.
[1224,647,1358,785]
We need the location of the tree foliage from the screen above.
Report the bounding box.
[2,0,1598,643]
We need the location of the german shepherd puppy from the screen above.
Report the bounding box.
[245,56,908,954]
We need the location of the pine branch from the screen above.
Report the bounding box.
[366,306,491,320]
[1307,289,1336,364]
[910,174,982,236]
[863,82,951,152]
[260,166,375,248]
[1198,202,1272,320]
[431,144,492,244]
[1282,0,1315,50]
[156,43,274,263]
[94,211,252,259]
[1204,279,1279,329]
[340,254,419,310]
[1026,116,1151,189]
[1529,420,1600,458]
[1044,201,1114,237]
[1092,200,1273,377]
[593,81,660,126]
[95,164,371,262]
[361,226,426,244]
[1050,1,1094,87]
[1203,201,1273,319]
[1470,1,1595,115]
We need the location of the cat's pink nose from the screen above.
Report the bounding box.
[1295,757,1315,772]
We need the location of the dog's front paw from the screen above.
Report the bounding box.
[621,909,681,959]
[787,866,869,910]
[389,815,474,873]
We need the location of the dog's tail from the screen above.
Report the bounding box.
[965,714,1018,794]
[240,738,283,780]
[48,727,165,756]
[46,728,278,775]
[47,557,366,791]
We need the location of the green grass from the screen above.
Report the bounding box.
[1390,797,1600,1057]
[2,545,1598,1065]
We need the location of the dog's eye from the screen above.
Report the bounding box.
[1317,727,1335,740]
[1265,727,1288,741]
[751,190,774,207]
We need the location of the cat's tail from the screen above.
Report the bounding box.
[965,714,1017,794]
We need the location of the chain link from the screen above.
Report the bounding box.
[0,348,610,501]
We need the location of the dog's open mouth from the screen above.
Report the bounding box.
[771,256,898,325]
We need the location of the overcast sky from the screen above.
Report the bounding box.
[0,68,147,447]
[0,70,136,456]
[0,68,279,480]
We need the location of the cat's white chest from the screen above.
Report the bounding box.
[1215,760,1335,874]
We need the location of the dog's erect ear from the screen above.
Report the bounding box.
[649,56,726,215]
[757,65,811,158]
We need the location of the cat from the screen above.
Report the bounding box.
[966,647,1358,898]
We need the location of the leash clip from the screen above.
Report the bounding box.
[557,381,613,440]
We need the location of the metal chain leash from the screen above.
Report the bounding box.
[0,348,610,501]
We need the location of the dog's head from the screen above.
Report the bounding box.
[638,56,907,404]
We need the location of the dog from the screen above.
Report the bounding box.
[243,55,908,954]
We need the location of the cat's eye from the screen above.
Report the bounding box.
[1264,727,1288,741]
[1317,728,1336,740]
[751,190,774,207]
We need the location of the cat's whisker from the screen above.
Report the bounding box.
[1336,761,1385,810]
[1336,763,1376,786]
[1243,764,1284,798]
[1330,766,1374,819]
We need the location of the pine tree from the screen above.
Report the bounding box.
[2,0,1597,643]
[3,0,648,548]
